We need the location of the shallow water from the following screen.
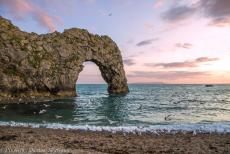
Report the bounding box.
[0,84,230,132]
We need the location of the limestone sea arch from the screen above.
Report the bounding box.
[0,16,129,102]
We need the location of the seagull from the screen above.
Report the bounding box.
[137,105,142,110]
[107,119,116,125]
[43,104,50,108]
[164,114,172,121]
[2,105,7,109]
[73,117,78,121]
[55,115,63,119]
[39,109,46,114]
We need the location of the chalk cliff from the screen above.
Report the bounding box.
[0,16,129,102]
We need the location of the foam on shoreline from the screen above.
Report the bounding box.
[0,121,230,134]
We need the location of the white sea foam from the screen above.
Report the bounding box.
[0,121,230,134]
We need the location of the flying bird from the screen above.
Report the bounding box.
[164,114,172,121]
[55,115,63,119]
[2,105,7,109]
[137,105,142,110]
[39,109,46,114]
[43,104,50,108]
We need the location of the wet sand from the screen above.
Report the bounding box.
[0,126,230,154]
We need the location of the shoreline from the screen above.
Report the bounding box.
[1,120,230,134]
[0,126,230,153]
[0,92,77,104]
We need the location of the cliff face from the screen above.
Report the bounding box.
[0,16,129,102]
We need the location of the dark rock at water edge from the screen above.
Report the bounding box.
[0,16,129,103]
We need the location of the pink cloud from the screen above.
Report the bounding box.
[209,17,230,27]
[0,0,32,18]
[128,71,230,84]
[0,0,58,32]
[128,71,210,80]
[195,57,219,62]
[34,10,56,32]
[123,58,136,66]
[154,0,165,8]
[145,57,219,68]
[175,43,193,49]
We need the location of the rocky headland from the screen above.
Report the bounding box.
[0,16,128,103]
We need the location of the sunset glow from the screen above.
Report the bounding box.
[1,0,230,84]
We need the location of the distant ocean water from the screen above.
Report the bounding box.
[0,84,230,133]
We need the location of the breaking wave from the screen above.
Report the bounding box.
[1,121,230,134]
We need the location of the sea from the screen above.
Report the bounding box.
[0,84,230,134]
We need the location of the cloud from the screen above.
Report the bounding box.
[175,43,193,49]
[123,58,136,66]
[162,5,197,22]
[195,57,219,62]
[136,38,158,47]
[209,17,230,27]
[145,57,219,68]
[200,0,230,18]
[129,71,210,80]
[0,0,58,32]
[154,0,165,8]
[161,0,230,27]
[148,61,197,68]
[200,0,230,27]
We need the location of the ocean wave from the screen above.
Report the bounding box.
[0,121,230,134]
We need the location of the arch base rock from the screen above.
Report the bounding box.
[0,17,129,103]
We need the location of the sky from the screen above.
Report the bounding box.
[0,0,230,84]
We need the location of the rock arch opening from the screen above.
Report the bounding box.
[75,57,129,95]
[76,61,107,94]
[77,62,106,84]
